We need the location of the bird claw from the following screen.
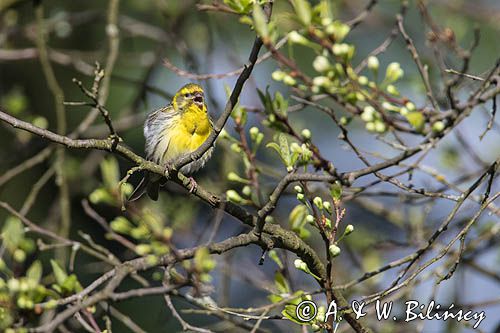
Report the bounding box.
[187,177,198,194]
[164,165,171,178]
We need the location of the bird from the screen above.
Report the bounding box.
[128,83,214,201]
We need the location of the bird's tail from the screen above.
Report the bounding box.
[128,172,162,202]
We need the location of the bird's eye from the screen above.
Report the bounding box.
[184,93,190,97]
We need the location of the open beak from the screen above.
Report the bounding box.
[193,91,203,104]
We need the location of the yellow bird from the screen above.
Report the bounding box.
[129,83,214,201]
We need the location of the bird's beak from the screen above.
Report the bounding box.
[193,91,203,104]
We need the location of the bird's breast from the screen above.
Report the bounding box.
[161,111,211,161]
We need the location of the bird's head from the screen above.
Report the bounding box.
[173,83,206,112]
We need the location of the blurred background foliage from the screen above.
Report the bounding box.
[0,0,499,332]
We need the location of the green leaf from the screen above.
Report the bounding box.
[26,260,43,284]
[268,250,284,269]
[50,260,68,286]
[268,294,283,303]
[298,227,311,239]
[266,142,281,155]
[110,216,133,234]
[289,205,307,231]
[330,182,342,200]
[273,91,288,116]
[100,157,120,189]
[292,0,312,26]
[253,3,268,38]
[3,87,28,115]
[279,133,290,166]
[282,304,306,325]
[274,272,290,294]
[257,87,274,114]
[61,274,83,294]
[406,112,425,132]
[194,247,216,272]
[2,216,24,252]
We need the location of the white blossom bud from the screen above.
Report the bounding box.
[367,56,379,71]
[226,190,243,203]
[329,244,341,257]
[344,224,354,235]
[385,62,404,82]
[361,106,375,122]
[313,55,330,72]
[272,70,286,81]
[288,31,309,45]
[432,121,445,132]
[294,259,308,271]
[301,128,312,140]
[313,197,323,209]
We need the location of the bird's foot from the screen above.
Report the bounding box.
[164,164,172,179]
[187,177,198,194]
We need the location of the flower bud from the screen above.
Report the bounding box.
[294,259,308,272]
[249,126,259,139]
[227,172,248,183]
[265,215,274,223]
[344,224,354,235]
[296,193,305,201]
[294,185,303,193]
[432,121,445,132]
[19,280,29,292]
[226,190,243,203]
[288,31,309,45]
[7,278,20,292]
[361,106,375,122]
[326,21,350,42]
[313,55,330,72]
[283,75,297,86]
[382,102,399,112]
[242,185,252,196]
[272,70,286,81]
[306,215,315,223]
[301,128,312,140]
[386,84,399,95]
[301,144,313,160]
[135,244,151,256]
[230,143,242,153]
[256,132,264,146]
[367,56,379,71]
[13,249,26,262]
[365,122,375,132]
[358,75,369,85]
[385,62,404,82]
[323,201,332,213]
[374,121,387,133]
[162,228,173,240]
[313,76,330,88]
[332,43,350,56]
[110,217,133,234]
[405,101,416,111]
[329,244,341,257]
[313,197,323,209]
[321,18,333,26]
[290,142,302,154]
